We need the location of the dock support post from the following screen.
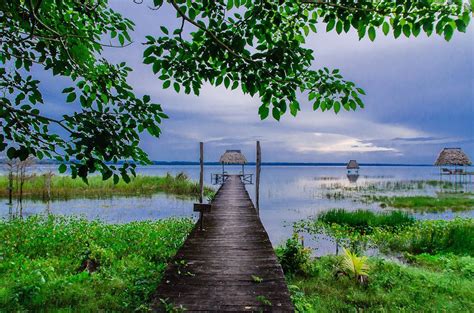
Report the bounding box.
[256,141,261,214]
[199,142,204,204]
[199,142,204,230]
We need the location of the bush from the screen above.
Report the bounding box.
[276,234,312,277]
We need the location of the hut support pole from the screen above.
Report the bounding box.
[199,142,204,204]
[256,141,261,214]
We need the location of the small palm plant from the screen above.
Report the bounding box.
[340,247,369,285]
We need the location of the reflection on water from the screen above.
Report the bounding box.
[1,165,473,255]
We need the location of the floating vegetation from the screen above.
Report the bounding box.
[368,194,474,212]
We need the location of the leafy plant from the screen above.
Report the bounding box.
[0,215,194,311]
[251,275,263,283]
[276,233,312,277]
[255,295,272,307]
[340,247,369,284]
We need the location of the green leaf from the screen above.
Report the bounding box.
[173,82,180,93]
[227,0,233,10]
[163,80,171,89]
[113,174,120,185]
[382,21,390,36]
[403,24,411,37]
[334,101,341,114]
[58,164,67,173]
[7,147,16,159]
[272,107,281,121]
[160,26,169,35]
[258,105,269,119]
[336,20,343,34]
[444,24,454,41]
[455,19,466,33]
[66,93,76,103]
[394,25,402,38]
[368,26,376,41]
[326,19,336,32]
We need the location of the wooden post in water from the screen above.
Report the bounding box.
[199,142,204,204]
[8,171,13,205]
[199,142,204,230]
[256,141,261,214]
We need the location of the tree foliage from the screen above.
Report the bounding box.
[0,0,471,179]
[0,0,166,181]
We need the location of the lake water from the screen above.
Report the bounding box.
[1,165,473,255]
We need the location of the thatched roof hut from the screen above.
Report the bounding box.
[219,150,247,165]
[346,160,359,169]
[434,148,472,166]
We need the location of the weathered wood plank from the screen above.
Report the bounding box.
[152,175,294,312]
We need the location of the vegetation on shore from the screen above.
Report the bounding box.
[285,210,474,311]
[0,173,215,200]
[0,216,194,311]
[287,254,474,312]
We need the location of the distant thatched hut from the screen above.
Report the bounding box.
[346,160,359,174]
[219,150,247,175]
[434,148,472,181]
[220,150,247,165]
[435,148,471,167]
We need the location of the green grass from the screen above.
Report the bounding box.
[0,215,194,311]
[372,218,474,256]
[318,209,414,233]
[371,194,474,212]
[289,255,474,312]
[0,173,215,200]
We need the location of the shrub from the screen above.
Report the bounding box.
[276,233,312,277]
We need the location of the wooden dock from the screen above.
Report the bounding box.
[152,175,294,312]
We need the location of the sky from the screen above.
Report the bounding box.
[35,1,474,164]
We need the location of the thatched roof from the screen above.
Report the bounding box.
[219,150,247,165]
[434,148,472,166]
[346,160,359,169]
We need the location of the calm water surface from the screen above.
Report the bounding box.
[2,165,473,255]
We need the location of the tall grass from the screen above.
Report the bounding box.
[374,218,474,256]
[318,209,414,233]
[0,173,214,200]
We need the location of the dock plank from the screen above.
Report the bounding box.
[152,175,294,312]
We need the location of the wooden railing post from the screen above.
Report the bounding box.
[199,142,204,204]
[256,141,261,214]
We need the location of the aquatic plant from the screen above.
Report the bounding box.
[317,209,414,233]
[373,194,474,212]
[0,215,194,311]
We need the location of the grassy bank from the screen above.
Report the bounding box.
[288,255,474,312]
[0,173,215,200]
[0,216,194,311]
[287,211,474,311]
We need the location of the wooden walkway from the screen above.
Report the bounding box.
[152,175,294,312]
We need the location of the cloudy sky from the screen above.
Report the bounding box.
[39,2,474,164]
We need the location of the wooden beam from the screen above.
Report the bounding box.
[256,141,261,213]
[199,142,204,204]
